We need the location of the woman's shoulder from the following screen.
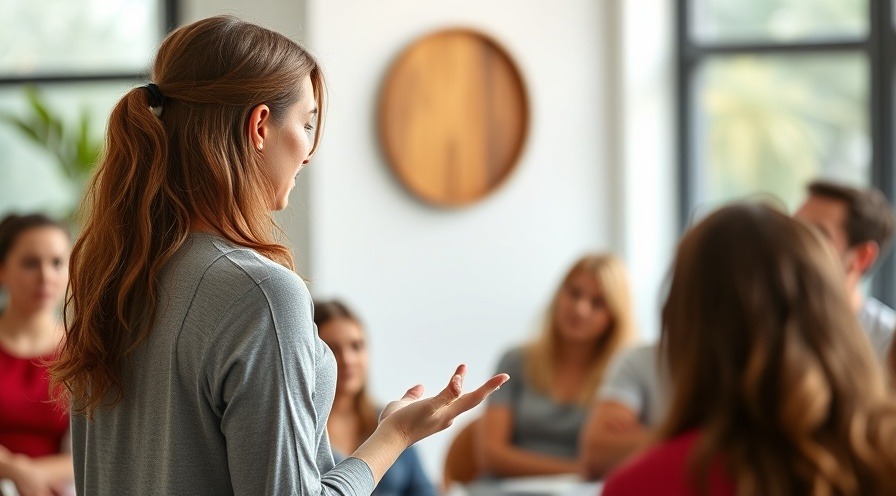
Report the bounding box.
[489,346,538,387]
[179,232,307,300]
[173,236,317,372]
[167,233,311,350]
[497,345,527,368]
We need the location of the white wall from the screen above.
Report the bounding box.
[183,0,678,483]
[616,0,678,340]
[183,0,306,38]
[304,0,612,480]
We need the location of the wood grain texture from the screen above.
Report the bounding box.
[378,29,529,207]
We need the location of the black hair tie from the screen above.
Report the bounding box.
[143,83,165,116]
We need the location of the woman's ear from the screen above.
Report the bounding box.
[248,104,272,151]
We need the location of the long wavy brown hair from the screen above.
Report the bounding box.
[660,203,896,496]
[51,16,326,416]
[525,253,636,405]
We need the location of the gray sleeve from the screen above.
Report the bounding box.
[597,347,647,413]
[487,347,524,406]
[207,275,374,496]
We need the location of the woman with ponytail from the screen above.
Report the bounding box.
[602,203,896,496]
[50,16,507,496]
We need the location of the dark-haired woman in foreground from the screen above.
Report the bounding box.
[603,203,896,496]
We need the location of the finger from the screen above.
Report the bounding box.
[455,364,467,390]
[401,384,425,401]
[435,364,467,402]
[445,373,509,416]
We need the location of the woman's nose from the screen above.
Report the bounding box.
[575,297,591,315]
[38,263,52,284]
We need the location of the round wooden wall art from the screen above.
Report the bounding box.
[378,29,529,207]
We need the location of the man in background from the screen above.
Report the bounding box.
[794,179,896,360]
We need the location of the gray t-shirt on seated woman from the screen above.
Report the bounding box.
[486,347,588,459]
[597,343,668,427]
[71,232,374,496]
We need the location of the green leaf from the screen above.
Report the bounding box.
[0,111,43,145]
[25,86,55,132]
[75,110,101,174]
[1,86,102,186]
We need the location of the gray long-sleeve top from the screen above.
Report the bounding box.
[71,232,375,495]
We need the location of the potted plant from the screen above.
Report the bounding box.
[0,85,103,220]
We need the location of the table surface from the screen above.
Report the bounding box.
[449,475,603,496]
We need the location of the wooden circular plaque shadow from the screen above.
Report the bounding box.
[378,29,529,207]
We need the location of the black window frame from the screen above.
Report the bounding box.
[677,0,896,304]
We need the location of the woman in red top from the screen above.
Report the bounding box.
[603,203,896,496]
[0,214,72,496]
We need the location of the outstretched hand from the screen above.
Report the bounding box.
[379,364,509,446]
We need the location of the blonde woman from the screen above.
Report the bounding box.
[603,203,896,496]
[479,254,636,477]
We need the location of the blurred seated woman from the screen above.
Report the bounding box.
[0,214,73,496]
[603,203,896,496]
[314,300,437,496]
[479,253,636,477]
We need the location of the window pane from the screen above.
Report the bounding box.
[691,54,869,213]
[692,0,868,44]
[0,81,136,218]
[1,0,162,76]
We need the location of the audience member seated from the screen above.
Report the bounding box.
[603,203,896,496]
[794,179,896,361]
[580,341,667,478]
[314,300,437,496]
[479,254,636,478]
[0,214,73,496]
